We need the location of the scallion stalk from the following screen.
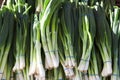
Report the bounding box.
[94,4,112,77]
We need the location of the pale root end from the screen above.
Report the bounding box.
[64,68,70,77]
[62,64,70,77]
[51,54,59,68]
[52,58,59,68]
[63,67,75,79]
[20,56,25,70]
[35,40,45,77]
[65,56,72,67]
[78,60,86,72]
[69,68,75,79]
[96,75,100,80]
[12,65,16,72]
[65,58,69,67]
[84,60,89,72]
[68,59,72,68]
[44,46,53,69]
[13,60,20,72]
[54,53,60,67]
[71,58,76,68]
[45,59,49,69]
[36,6,41,13]
[29,63,36,75]
[62,63,75,78]
[82,57,90,72]
[101,62,112,77]
[36,64,45,78]
[45,56,54,69]
[45,58,53,70]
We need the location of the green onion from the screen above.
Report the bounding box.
[0,8,14,79]
[40,0,64,69]
[59,1,76,68]
[110,6,120,80]
[94,4,112,77]
[88,46,100,80]
[78,3,96,72]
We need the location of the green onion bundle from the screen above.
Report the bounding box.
[94,4,112,77]
[88,46,100,80]
[59,1,76,68]
[29,14,45,79]
[0,0,120,80]
[110,6,120,80]
[78,3,96,72]
[28,0,45,79]
[40,0,64,69]
[12,1,30,72]
[0,7,14,79]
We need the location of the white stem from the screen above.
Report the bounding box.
[78,57,90,73]
[44,53,53,69]
[20,56,25,70]
[41,37,53,69]
[51,54,59,68]
[71,58,76,68]
[35,40,45,78]
[78,60,86,72]
[101,62,112,77]
[96,75,100,80]
[68,59,72,68]
[69,68,75,79]
[45,58,49,69]
[13,57,20,72]
[36,64,45,78]
[84,57,90,72]
[29,44,37,75]
[62,63,70,77]
[29,62,36,75]
[65,58,69,67]
[54,51,60,67]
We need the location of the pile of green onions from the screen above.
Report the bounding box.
[0,0,119,80]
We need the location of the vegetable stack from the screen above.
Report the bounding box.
[0,0,119,80]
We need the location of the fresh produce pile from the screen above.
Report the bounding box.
[0,0,120,80]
